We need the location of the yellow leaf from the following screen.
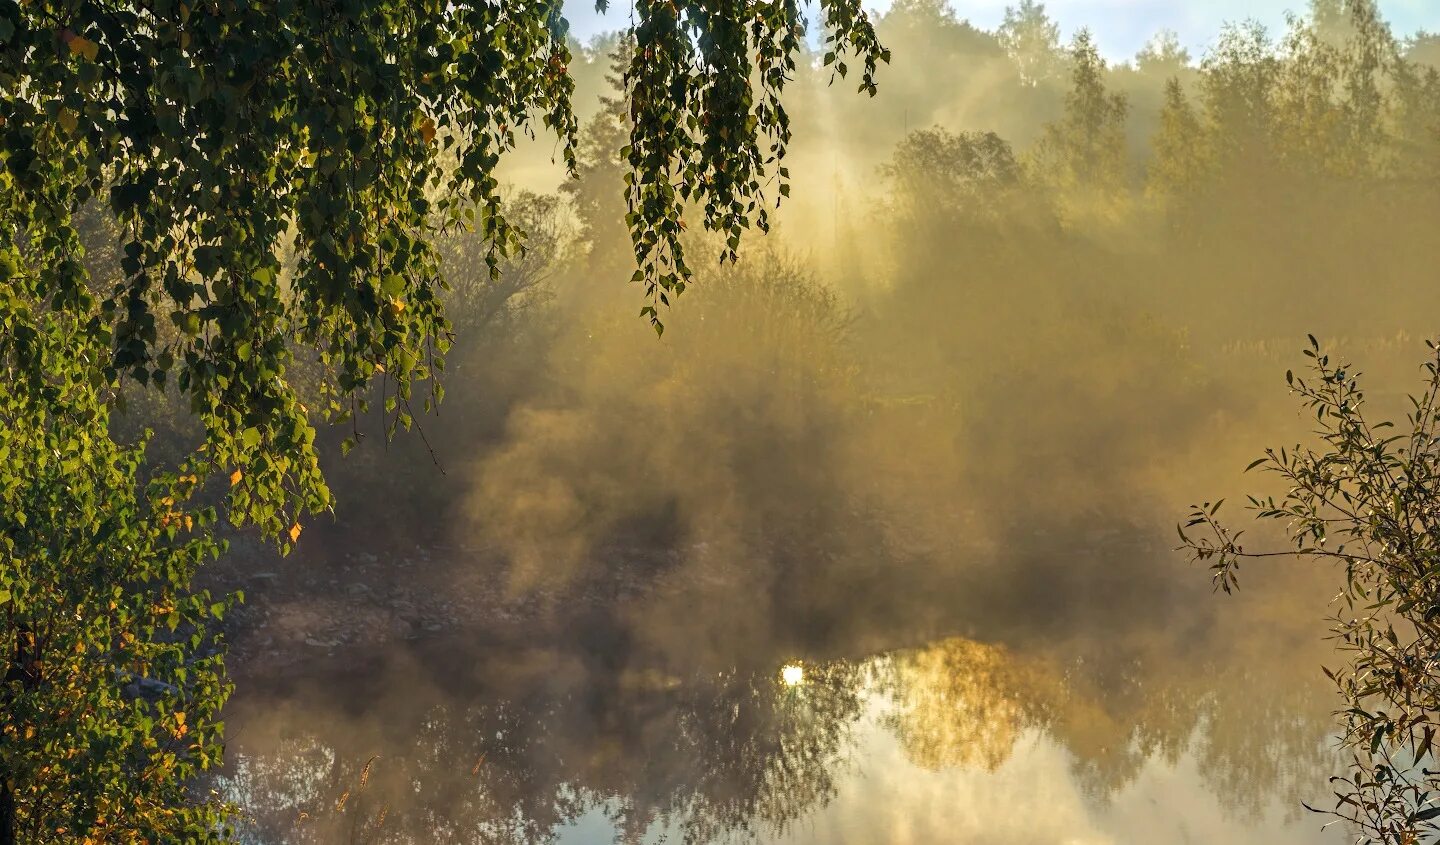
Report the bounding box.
[57,108,77,135]
[229,469,243,486]
[420,117,436,145]
[389,297,406,315]
[289,522,302,543]
[67,35,99,62]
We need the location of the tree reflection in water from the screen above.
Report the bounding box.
[219,654,871,844]
[882,637,1336,824]
[217,628,1334,844]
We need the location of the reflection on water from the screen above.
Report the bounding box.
[217,623,1341,844]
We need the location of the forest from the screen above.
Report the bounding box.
[4,0,1440,843]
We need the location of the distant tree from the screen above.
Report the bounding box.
[1336,0,1397,174]
[1147,78,1210,201]
[865,0,1014,147]
[1390,54,1440,178]
[1031,30,1130,198]
[1406,30,1440,69]
[879,0,1004,66]
[882,127,1028,226]
[562,37,634,273]
[1273,11,1350,176]
[1135,30,1191,76]
[879,0,963,36]
[998,0,1065,86]
[438,191,567,335]
[1308,0,1350,38]
[1274,0,1396,178]
[1199,22,1282,178]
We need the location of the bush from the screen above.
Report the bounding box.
[1183,338,1440,843]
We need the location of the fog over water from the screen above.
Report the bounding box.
[206,2,1440,842]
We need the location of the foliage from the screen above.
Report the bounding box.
[1181,339,1440,843]
[0,0,887,544]
[0,326,232,842]
[614,0,886,331]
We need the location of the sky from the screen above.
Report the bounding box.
[561,1,1440,62]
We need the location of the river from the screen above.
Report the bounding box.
[212,519,1343,844]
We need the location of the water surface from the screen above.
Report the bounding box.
[216,527,1343,844]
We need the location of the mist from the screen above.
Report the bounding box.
[200,2,1440,843]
